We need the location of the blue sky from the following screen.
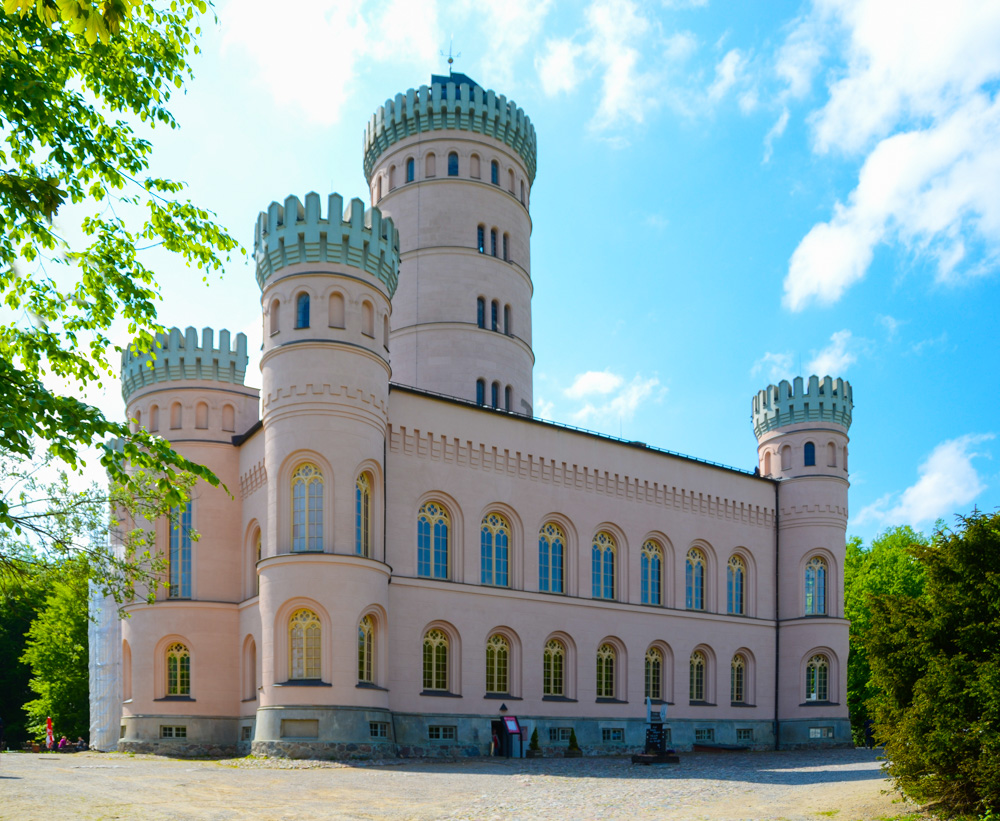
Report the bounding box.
[75,0,999,545]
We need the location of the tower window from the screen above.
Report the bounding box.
[502,233,509,261]
[447,152,458,176]
[425,152,436,177]
[490,228,497,257]
[520,180,525,204]
[477,297,485,329]
[295,293,310,329]
[476,379,485,406]
[505,385,512,411]
[491,300,499,331]
[491,381,499,409]
[504,305,511,335]
[491,160,499,185]
[406,157,415,183]
[470,154,481,179]
[508,168,515,193]
[477,225,485,253]
[804,441,816,466]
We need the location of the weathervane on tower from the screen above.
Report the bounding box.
[440,37,461,76]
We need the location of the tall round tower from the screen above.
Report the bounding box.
[253,192,399,755]
[363,75,537,414]
[752,375,854,747]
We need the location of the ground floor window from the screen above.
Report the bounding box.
[160,726,187,739]
[601,728,624,742]
[428,726,456,741]
[694,728,714,742]
[549,727,572,742]
[370,722,389,738]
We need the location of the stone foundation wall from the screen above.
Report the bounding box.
[119,740,239,758]
[251,740,397,760]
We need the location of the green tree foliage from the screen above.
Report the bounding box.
[0,0,237,533]
[844,526,928,743]
[867,511,1000,815]
[21,557,90,742]
[0,560,50,746]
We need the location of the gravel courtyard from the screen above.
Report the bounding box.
[0,748,914,821]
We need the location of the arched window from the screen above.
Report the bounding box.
[804,441,816,466]
[133,409,141,431]
[491,381,499,409]
[477,225,485,253]
[168,502,192,599]
[596,643,616,698]
[375,175,381,202]
[362,300,374,336]
[476,379,485,406]
[406,157,415,182]
[508,168,515,193]
[491,300,499,331]
[844,445,849,471]
[195,401,208,430]
[329,292,345,328]
[269,299,280,335]
[520,179,525,204]
[355,472,372,557]
[543,639,565,696]
[149,404,159,432]
[358,615,374,684]
[805,556,827,615]
[641,540,663,605]
[645,647,663,700]
[480,512,510,587]
[781,445,792,470]
[447,151,458,176]
[538,523,565,594]
[422,629,448,691]
[504,385,512,411]
[727,555,746,615]
[289,609,321,680]
[763,451,771,475]
[731,654,747,703]
[477,297,485,328]
[166,642,190,695]
[827,442,837,466]
[491,159,499,185]
[245,638,257,701]
[503,304,511,334]
[686,548,705,610]
[417,502,449,579]
[490,228,498,257]
[470,153,480,178]
[170,401,182,429]
[485,634,509,694]
[222,404,235,432]
[591,531,616,600]
[295,293,310,328]
[690,650,706,701]
[388,165,396,190]
[255,532,262,595]
[502,233,509,261]
[383,314,389,348]
[291,464,323,552]
[806,654,829,701]
[425,152,436,177]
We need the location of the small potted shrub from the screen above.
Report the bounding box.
[526,728,542,758]
[565,728,583,758]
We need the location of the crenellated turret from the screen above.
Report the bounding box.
[254,192,399,295]
[752,375,853,440]
[363,78,537,184]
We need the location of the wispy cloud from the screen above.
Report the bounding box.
[564,370,624,400]
[877,314,902,340]
[854,434,995,528]
[782,0,1000,310]
[751,351,794,384]
[570,373,662,426]
[806,329,856,377]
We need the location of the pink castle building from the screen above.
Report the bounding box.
[109,74,854,757]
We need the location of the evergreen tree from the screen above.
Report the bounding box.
[867,511,1000,815]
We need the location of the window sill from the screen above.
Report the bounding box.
[595,697,627,704]
[154,696,196,702]
[274,680,332,687]
[542,695,577,703]
[647,699,674,706]
[483,693,521,700]
[420,690,461,698]
[241,698,257,703]
[689,700,717,707]
[356,682,388,692]
[800,700,839,707]
[731,702,756,708]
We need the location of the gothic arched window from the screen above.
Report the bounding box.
[417,502,450,579]
[727,555,746,615]
[805,556,827,615]
[591,532,616,600]
[289,609,321,680]
[686,548,705,610]
[641,540,663,605]
[291,464,323,552]
[166,642,190,695]
[485,634,510,694]
[480,513,510,587]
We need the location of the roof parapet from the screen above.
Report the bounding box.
[752,375,853,440]
[254,192,399,296]
[363,80,537,184]
[121,326,248,402]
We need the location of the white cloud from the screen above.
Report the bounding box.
[474,0,554,85]
[751,351,794,384]
[877,314,902,339]
[806,329,856,376]
[661,0,707,7]
[708,48,747,102]
[534,397,556,420]
[762,107,789,163]
[854,434,995,528]
[564,370,624,399]
[782,0,1000,310]
[570,374,661,426]
[536,38,583,96]
[221,0,440,127]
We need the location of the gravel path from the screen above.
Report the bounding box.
[0,748,915,820]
